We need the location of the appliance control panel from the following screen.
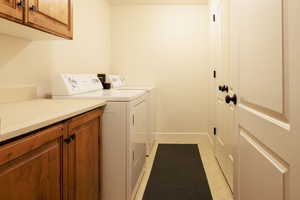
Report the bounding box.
[58,74,103,95]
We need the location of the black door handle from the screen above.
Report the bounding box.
[225,94,237,105]
[218,85,223,91]
[223,85,229,93]
[218,85,229,93]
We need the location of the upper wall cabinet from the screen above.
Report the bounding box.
[0,0,24,22]
[0,0,73,39]
[27,0,72,38]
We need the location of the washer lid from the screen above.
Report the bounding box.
[53,89,146,102]
[101,89,146,101]
[116,86,155,92]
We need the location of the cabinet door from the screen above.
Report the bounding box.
[68,109,103,200]
[27,0,72,38]
[130,98,147,198]
[0,0,24,21]
[0,124,64,200]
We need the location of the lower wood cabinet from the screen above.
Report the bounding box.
[67,109,103,200]
[0,124,64,200]
[0,108,103,200]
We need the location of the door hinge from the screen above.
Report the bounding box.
[213,127,217,136]
[213,70,216,78]
[133,151,135,161]
[132,115,135,126]
[213,14,216,22]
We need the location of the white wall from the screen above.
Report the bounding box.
[0,2,210,133]
[0,0,111,96]
[111,5,209,132]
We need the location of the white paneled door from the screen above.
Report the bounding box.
[211,0,300,198]
[214,0,235,192]
[232,0,300,199]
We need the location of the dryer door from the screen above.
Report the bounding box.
[129,96,147,198]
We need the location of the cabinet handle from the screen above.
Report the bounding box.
[17,0,25,8]
[64,134,76,144]
[70,134,76,141]
[30,5,38,12]
[64,138,72,144]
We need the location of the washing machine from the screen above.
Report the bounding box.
[107,75,156,155]
[52,73,148,200]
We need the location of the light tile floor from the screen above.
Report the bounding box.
[133,137,234,200]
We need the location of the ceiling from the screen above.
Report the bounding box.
[108,0,208,5]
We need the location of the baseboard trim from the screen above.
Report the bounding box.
[155,132,208,143]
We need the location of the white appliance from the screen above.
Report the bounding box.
[52,74,148,200]
[108,75,156,155]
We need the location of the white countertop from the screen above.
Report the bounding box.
[0,98,106,142]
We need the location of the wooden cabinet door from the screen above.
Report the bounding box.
[68,109,103,200]
[0,124,64,200]
[0,0,24,21]
[27,0,72,38]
